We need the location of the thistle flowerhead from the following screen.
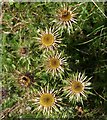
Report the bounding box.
[16,71,34,88]
[18,46,29,57]
[56,4,77,33]
[43,51,66,77]
[31,85,62,116]
[64,72,92,104]
[36,27,61,51]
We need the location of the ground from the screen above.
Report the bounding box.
[1,2,107,120]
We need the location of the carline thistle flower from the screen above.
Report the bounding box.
[43,51,66,77]
[17,39,32,58]
[15,71,34,88]
[18,46,29,57]
[31,86,62,116]
[18,75,31,87]
[36,27,61,51]
[64,72,92,103]
[56,4,77,33]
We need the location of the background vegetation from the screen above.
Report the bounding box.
[1,2,107,120]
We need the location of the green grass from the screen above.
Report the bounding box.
[1,2,107,120]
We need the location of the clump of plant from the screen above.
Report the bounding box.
[1,2,107,120]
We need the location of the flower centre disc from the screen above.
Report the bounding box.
[40,93,55,107]
[60,10,71,22]
[49,58,60,69]
[41,34,54,46]
[20,47,27,55]
[19,76,30,87]
[71,81,84,93]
